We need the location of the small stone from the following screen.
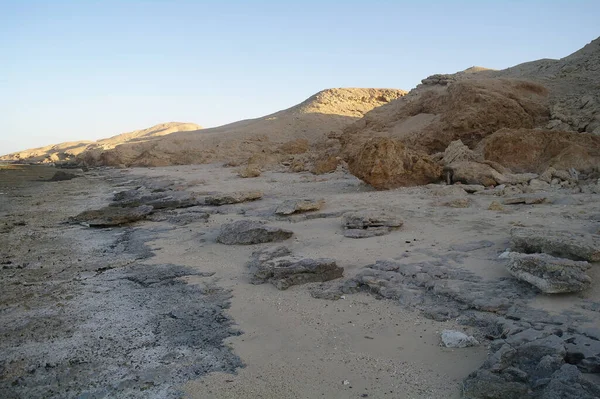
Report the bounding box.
[441,330,479,348]
[488,201,504,211]
[441,198,472,208]
[529,179,550,191]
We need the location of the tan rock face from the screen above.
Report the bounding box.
[347,137,442,189]
[478,128,600,174]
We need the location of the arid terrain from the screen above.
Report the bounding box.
[2,37,600,399]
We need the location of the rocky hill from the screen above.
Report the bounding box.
[1,122,202,165]
[334,37,600,188]
[78,88,406,168]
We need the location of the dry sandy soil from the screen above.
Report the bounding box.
[2,164,599,398]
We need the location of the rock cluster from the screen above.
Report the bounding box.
[247,246,343,290]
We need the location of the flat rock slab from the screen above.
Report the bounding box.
[275,199,324,215]
[511,227,600,262]
[70,205,153,227]
[504,252,591,293]
[343,211,403,229]
[503,195,547,205]
[217,220,293,245]
[113,190,201,210]
[342,210,403,238]
[205,191,263,206]
[247,246,343,290]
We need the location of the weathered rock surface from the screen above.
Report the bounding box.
[217,220,293,245]
[504,252,591,294]
[478,128,600,174]
[70,205,154,227]
[511,227,600,262]
[247,246,343,290]
[205,191,263,206]
[112,189,201,210]
[342,210,403,238]
[442,140,482,165]
[441,330,479,348]
[347,137,442,189]
[463,337,600,399]
[275,199,324,215]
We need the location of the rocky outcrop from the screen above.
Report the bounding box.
[511,227,600,262]
[217,220,293,245]
[204,191,263,206]
[477,128,600,174]
[463,337,600,399]
[70,205,153,227]
[342,210,403,238]
[346,137,442,189]
[504,252,591,293]
[247,246,343,290]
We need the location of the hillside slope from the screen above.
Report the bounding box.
[1,122,202,164]
[80,88,406,167]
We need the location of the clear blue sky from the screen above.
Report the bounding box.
[1,1,599,154]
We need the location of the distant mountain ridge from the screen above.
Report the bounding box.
[1,122,202,164]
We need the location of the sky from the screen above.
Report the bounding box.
[1,1,599,154]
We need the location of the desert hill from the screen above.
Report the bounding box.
[79,88,406,167]
[1,122,202,165]
[333,37,600,188]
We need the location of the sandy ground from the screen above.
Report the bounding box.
[1,163,599,398]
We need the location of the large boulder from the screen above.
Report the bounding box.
[346,137,442,189]
[217,220,293,245]
[511,227,600,262]
[504,252,591,294]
